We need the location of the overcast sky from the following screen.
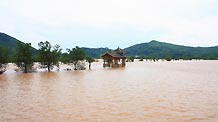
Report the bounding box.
[1,0,218,49]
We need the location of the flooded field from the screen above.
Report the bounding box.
[0,60,218,122]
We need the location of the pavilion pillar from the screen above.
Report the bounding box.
[122,58,126,67]
[103,59,105,67]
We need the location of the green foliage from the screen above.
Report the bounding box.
[127,56,134,62]
[0,46,9,74]
[15,42,33,73]
[67,46,86,70]
[0,46,9,64]
[60,52,69,64]
[38,41,62,72]
[52,44,62,65]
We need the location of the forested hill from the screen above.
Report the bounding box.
[0,32,38,55]
[82,40,218,59]
[0,32,19,48]
[81,47,112,58]
[124,40,218,59]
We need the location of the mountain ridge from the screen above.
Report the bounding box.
[124,40,218,59]
[0,32,38,55]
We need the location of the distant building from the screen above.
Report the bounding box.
[101,47,126,68]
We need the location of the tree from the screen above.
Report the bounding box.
[15,42,33,73]
[67,46,86,70]
[139,56,144,61]
[38,41,62,72]
[86,57,95,70]
[60,52,70,64]
[0,47,9,74]
[127,56,134,62]
[0,47,9,64]
[165,56,172,61]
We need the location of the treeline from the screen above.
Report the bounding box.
[0,41,95,74]
[126,56,197,62]
[125,52,218,61]
[126,55,218,62]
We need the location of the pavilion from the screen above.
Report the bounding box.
[101,47,126,68]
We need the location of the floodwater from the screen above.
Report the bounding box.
[0,60,218,122]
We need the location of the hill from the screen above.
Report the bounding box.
[81,47,112,58]
[81,40,218,59]
[0,32,38,55]
[124,40,218,59]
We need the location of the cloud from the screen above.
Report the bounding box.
[0,0,218,48]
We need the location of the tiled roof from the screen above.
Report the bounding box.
[102,47,126,58]
[110,52,126,58]
[102,52,126,58]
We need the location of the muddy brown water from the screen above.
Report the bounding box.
[0,60,218,122]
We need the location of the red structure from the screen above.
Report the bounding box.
[101,47,126,68]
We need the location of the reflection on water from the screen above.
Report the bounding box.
[1,60,218,122]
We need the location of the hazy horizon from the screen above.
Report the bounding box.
[1,0,218,49]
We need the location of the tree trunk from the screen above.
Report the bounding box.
[57,63,60,71]
[24,64,27,73]
[89,62,91,70]
[73,61,78,70]
[74,63,77,70]
[48,63,51,72]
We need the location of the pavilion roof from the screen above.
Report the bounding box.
[102,52,126,58]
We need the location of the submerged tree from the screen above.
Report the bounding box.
[67,46,86,70]
[60,52,70,64]
[165,56,172,61]
[38,41,62,72]
[0,47,9,63]
[127,56,134,62]
[139,57,144,61]
[0,47,9,74]
[86,57,95,70]
[15,42,33,73]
